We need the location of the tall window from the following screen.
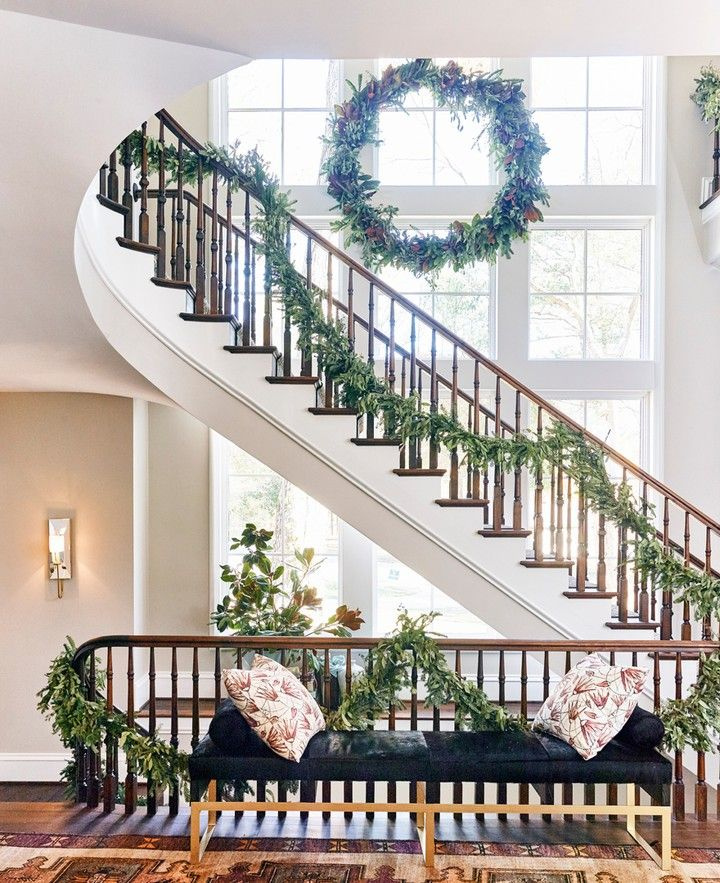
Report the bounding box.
[531,56,648,185]
[226,59,339,184]
[529,224,647,360]
[376,58,494,185]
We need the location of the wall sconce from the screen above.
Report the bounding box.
[49,518,71,598]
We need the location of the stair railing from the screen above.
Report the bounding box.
[96,109,720,640]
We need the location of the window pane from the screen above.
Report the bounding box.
[436,259,490,294]
[229,446,273,476]
[227,60,282,108]
[586,294,641,359]
[529,294,584,358]
[283,111,328,184]
[585,399,642,462]
[434,112,491,185]
[588,57,644,107]
[588,110,642,185]
[530,229,585,293]
[586,229,642,292]
[228,111,282,174]
[533,111,586,184]
[434,295,489,354]
[228,474,284,537]
[283,59,338,108]
[378,110,434,184]
[532,57,587,107]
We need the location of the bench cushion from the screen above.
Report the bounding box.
[422,730,671,786]
[189,730,430,783]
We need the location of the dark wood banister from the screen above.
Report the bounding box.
[155,109,720,536]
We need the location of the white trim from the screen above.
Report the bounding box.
[208,76,228,146]
[0,753,71,782]
[209,430,228,629]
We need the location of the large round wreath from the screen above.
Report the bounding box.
[323,58,549,277]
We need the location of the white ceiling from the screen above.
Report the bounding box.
[2,0,720,57]
[1,3,718,397]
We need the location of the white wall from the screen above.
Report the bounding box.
[664,57,720,521]
[0,393,135,775]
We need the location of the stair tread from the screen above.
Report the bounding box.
[436,498,489,507]
[151,276,194,291]
[308,407,359,415]
[266,375,319,384]
[351,437,402,446]
[520,559,574,570]
[179,312,237,323]
[116,236,160,255]
[478,528,532,538]
[97,194,129,215]
[393,468,446,476]
[225,345,279,355]
[563,590,618,599]
[605,620,660,630]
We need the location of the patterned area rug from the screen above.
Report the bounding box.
[0,838,718,883]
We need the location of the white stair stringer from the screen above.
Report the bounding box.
[76,187,628,643]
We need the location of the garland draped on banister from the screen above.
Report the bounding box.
[115,130,720,754]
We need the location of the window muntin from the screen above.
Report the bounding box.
[544,397,645,465]
[529,225,646,360]
[375,547,499,638]
[531,56,646,185]
[226,443,340,623]
[227,59,339,185]
[376,58,495,186]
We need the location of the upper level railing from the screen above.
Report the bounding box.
[97,109,720,639]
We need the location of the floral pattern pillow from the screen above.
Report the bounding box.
[223,658,325,762]
[532,653,648,760]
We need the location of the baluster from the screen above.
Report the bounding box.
[221,189,231,317]
[87,654,100,808]
[696,657,708,820]
[283,223,292,376]
[208,169,218,313]
[519,651,529,819]
[407,314,417,466]
[99,161,107,197]
[673,651,685,819]
[429,329,438,468]
[389,298,397,395]
[108,149,119,202]
[575,481,587,592]
[346,268,355,352]
[543,652,550,700]
[703,528,713,641]
[250,245,257,341]
[597,513,607,592]
[409,653,418,821]
[661,498,673,639]
[637,482,649,619]
[155,123,166,278]
[497,649,507,819]
[191,648,200,752]
[103,648,117,812]
[453,651,463,819]
[214,648,222,709]
[184,197,192,283]
[512,392,523,529]
[324,253,334,407]
[344,648,355,819]
[242,192,252,344]
[124,647,137,814]
[366,283,375,439]
[548,467,556,557]
[555,467,565,562]
[474,651,485,819]
[195,161,205,312]
[263,249,273,347]
[138,122,149,244]
[169,647,179,814]
[415,370,423,462]
[173,141,184,280]
[566,474,573,562]
[365,650,375,819]
[466,405,473,498]
[532,410,545,561]
[492,377,503,530]
[449,345,459,498]
[682,512,692,639]
[299,236,313,373]
[616,468,629,623]
[121,137,133,239]
[170,195,177,280]
[472,361,481,500]
[231,229,239,323]
[146,648,157,815]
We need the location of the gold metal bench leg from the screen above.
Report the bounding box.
[416,782,425,831]
[626,782,636,837]
[661,805,672,871]
[424,800,435,868]
[190,780,219,865]
[623,782,672,871]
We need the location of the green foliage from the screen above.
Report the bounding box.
[37,638,188,795]
[691,64,720,130]
[210,522,364,637]
[324,58,549,278]
[327,610,525,733]
[660,652,720,752]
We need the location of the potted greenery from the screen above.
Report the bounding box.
[691,63,720,198]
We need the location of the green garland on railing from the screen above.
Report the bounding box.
[691,63,720,132]
[122,128,720,750]
[37,638,188,797]
[326,610,524,732]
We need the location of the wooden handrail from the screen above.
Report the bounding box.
[154,109,720,534]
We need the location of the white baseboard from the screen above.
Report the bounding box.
[0,752,72,782]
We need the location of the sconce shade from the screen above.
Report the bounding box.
[49,533,65,562]
[48,518,71,581]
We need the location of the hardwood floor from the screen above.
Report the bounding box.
[0,801,717,849]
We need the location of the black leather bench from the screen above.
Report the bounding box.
[188,726,671,869]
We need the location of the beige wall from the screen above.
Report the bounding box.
[664,57,720,521]
[147,402,210,635]
[0,393,134,756]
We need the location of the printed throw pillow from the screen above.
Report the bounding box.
[532,653,648,760]
[223,657,325,762]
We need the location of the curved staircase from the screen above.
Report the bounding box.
[76,109,720,648]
